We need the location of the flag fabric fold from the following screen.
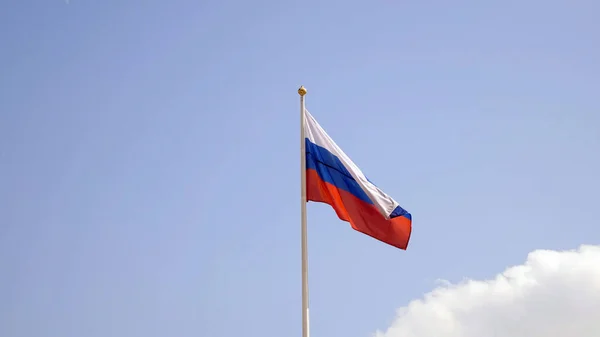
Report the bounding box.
[304,109,412,250]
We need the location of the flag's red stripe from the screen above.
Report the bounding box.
[306,168,412,250]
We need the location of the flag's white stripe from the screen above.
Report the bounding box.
[304,109,399,219]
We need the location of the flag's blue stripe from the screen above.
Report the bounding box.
[305,138,411,220]
[305,138,374,205]
[390,205,411,221]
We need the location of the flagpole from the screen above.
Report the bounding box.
[298,85,310,337]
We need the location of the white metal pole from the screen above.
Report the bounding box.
[298,85,310,337]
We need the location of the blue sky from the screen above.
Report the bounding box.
[1,1,599,337]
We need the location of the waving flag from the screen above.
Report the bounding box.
[304,109,412,250]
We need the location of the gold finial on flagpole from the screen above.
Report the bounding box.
[298,86,307,96]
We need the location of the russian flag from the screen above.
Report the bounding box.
[304,110,412,250]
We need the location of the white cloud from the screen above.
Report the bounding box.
[375,245,600,337]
